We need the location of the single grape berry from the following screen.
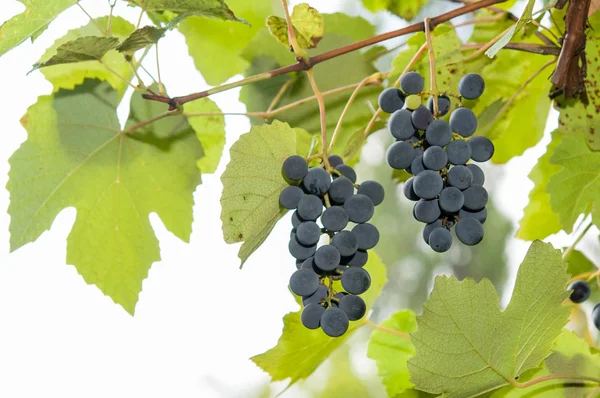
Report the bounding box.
[378,88,406,113]
[455,217,484,245]
[289,269,319,296]
[320,307,349,337]
[459,207,487,224]
[410,156,426,176]
[328,177,354,204]
[332,230,359,257]
[413,170,443,199]
[401,72,425,94]
[450,107,478,137]
[344,194,375,223]
[422,146,448,171]
[335,164,357,183]
[567,280,591,304]
[447,165,473,190]
[279,186,304,209]
[343,250,368,267]
[339,295,366,321]
[426,120,452,147]
[291,210,303,228]
[423,220,443,244]
[404,178,420,201]
[301,303,326,329]
[592,304,600,330]
[459,73,485,100]
[405,95,422,110]
[328,154,344,168]
[445,140,472,165]
[314,245,341,272]
[352,223,380,250]
[414,199,441,223]
[387,140,416,170]
[389,109,416,140]
[297,195,323,221]
[469,136,495,162]
[462,185,488,211]
[357,180,385,206]
[282,155,308,182]
[429,228,452,252]
[321,206,349,232]
[288,238,317,260]
[439,187,464,213]
[302,284,328,306]
[296,221,321,246]
[411,105,433,130]
[467,164,485,185]
[427,95,451,116]
[341,267,371,295]
[302,167,331,195]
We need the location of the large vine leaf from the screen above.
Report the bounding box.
[547,133,600,233]
[251,251,387,387]
[7,80,204,314]
[408,240,571,397]
[362,0,429,21]
[36,17,135,95]
[516,130,563,240]
[486,0,535,58]
[367,310,417,397]
[0,0,73,57]
[31,37,120,71]
[220,121,297,266]
[177,0,271,85]
[267,3,325,49]
[491,330,600,397]
[125,0,244,21]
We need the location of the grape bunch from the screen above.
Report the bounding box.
[567,280,600,331]
[280,154,384,337]
[379,72,494,252]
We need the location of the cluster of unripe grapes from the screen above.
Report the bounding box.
[279,155,384,337]
[568,279,600,330]
[379,71,493,252]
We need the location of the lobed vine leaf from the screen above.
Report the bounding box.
[0,0,74,57]
[267,3,325,49]
[220,121,298,266]
[563,249,597,277]
[251,251,387,387]
[485,0,535,58]
[35,17,135,95]
[7,80,204,314]
[408,240,571,397]
[367,310,417,397]
[30,37,120,72]
[362,0,429,21]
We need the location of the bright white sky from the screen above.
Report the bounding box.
[0,1,598,398]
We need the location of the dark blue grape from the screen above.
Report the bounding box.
[314,244,341,272]
[320,307,349,337]
[450,108,478,137]
[455,218,484,245]
[296,221,321,246]
[302,167,331,195]
[404,177,420,201]
[339,295,366,321]
[459,207,487,224]
[427,95,451,116]
[301,303,326,329]
[297,195,323,220]
[344,194,375,223]
[414,199,441,223]
[341,267,371,295]
[328,177,354,204]
[342,250,368,267]
[328,154,344,168]
[447,165,473,190]
[357,180,385,206]
[352,223,379,250]
[288,238,317,260]
[568,280,591,303]
[332,230,359,257]
[282,155,308,182]
[467,164,485,185]
[459,73,485,100]
[410,155,426,176]
[423,219,443,244]
[469,136,495,162]
[445,140,472,165]
[429,228,452,252]
[302,284,328,306]
[378,88,406,113]
[423,146,448,171]
[462,185,488,211]
[413,170,443,199]
[439,187,464,213]
[291,210,303,228]
[387,141,415,170]
[592,304,600,330]
[279,186,304,209]
[289,269,319,296]
[389,109,416,140]
[426,120,452,147]
[411,106,433,130]
[321,206,349,232]
[335,164,357,183]
[400,72,425,94]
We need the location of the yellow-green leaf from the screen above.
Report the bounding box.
[8,80,203,314]
[267,3,325,49]
[367,310,417,397]
[252,251,387,386]
[564,249,597,277]
[362,0,429,21]
[184,100,226,174]
[0,0,74,57]
[125,0,244,22]
[408,241,571,397]
[116,26,166,53]
[486,0,535,58]
[31,37,120,72]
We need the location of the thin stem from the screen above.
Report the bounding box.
[530,19,561,44]
[76,2,107,36]
[281,0,306,61]
[453,14,506,28]
[424,18,438,116]
[459,42,561,56]
[184,111,264,117]
[136,8,145,29]
[107,0,117,34]
[267,79,295,114]
[99,60,139,90]
[514,374,600,389]
[486,57,557,134]
[563,221,593,259]
[363,42,428,139]
[156,43,165,95]
[306,69,330,169]
[586,384,600,398]
[124,111,177,134]
[329,73,379,152]
[364,319,411,339]
[138,63,158,85]
[452,23,515,64]
[128,60,147,89]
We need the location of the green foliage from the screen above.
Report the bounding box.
[547,134,600,233]
[36,17,135,95]
[318,347,372,398]
[220,121,298,266]
[252,251,387,386]
[267,3,325,49]
[367,310,417,396]
[408,241,571,397]
[184,100,226,174]
[116,26,167,53]
[8,81,204,314]
[362,0,429,21]
[486,0,535,58]
[125,0,245,22]
[31,37,120,72]
[564,249,597,277]
[0,0,74,57]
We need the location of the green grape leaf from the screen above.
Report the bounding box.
[184,100,226,174]
[252,251,387,386]
[491,330,600,397]
[318,346,372,398]
[408,240,571,397]
[220,121,299,266]
[362,0,429,21]
[267,3,325,49]
[0,0,74,57]
[486,0,535,58]
[472,50,552,164]
[554,37,600,150]
[31,37,120,72]
[177,0,271,85]
[517,130,563,240]
[367,310,417,397]
[564,249,597,279]
[125,0,244,22]
[116,26,166,53]
[547,133,600,233]
[36,17,135,95]
[8,80,203,314]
